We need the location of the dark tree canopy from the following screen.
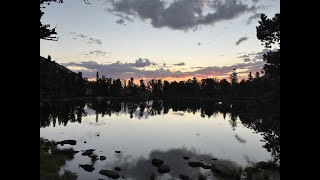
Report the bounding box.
[256,13,280,48]
[40,0,63,41]
[257,13,280,80]
[263,50,280,79]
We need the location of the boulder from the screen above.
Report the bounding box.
[151,158,163,167]
[100,156,106,160]
[99,170,120,179]
[58,140,76,146]
[182,156,190,160]
[81,149,95,156]
[188,161,204,168]
[201,164,211,169]
[157,164,170,174]
[79,164,95,172]
[179,174,190,179]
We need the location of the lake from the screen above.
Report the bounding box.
[40,99,280,180]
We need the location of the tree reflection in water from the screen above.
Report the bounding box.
[40,99,280,164]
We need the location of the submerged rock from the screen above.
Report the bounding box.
[201,164,211,169]
[81,149,95,156]
[57,140,76,146]
[157,164,170,174]
[188,161,204,168]
[183,156,190,160]
[99,170,120,179]
[100,156,106,160]
[179,174,190,179]
[151,158,164,167]
[79,164,95,172]
[114,167,121,171]
[115,151,121,153]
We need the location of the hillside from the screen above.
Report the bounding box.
[40,56,86,99]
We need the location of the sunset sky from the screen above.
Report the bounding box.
[40,0,280,81]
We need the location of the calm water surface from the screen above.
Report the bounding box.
[40,100,279,180]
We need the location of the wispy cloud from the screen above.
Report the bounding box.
[246,13,260,25]
[62,59,264,80]
[237,49,270,62]
[116,19,126,25]
[84,50,108,57]
[107,0,259,31]
[88,38,102,45]
[191,66,204,69]
[235,36,249,45]
[69,32,102,46]
[173,62,186,66]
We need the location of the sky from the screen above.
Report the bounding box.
[40,0,280,81]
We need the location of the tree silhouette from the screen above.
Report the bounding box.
[229,69,238,86]
[40,0,62,40]
[248,72,253,82]
[139,79,146,92]
[263,50,280,79]
[257,13,280,48]
[257,13,280,80]
[255,72,260,79]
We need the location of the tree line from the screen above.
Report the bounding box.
[40,56,275,100]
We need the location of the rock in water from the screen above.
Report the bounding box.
[58,140,76,146]
[157,164,170,174]
[115,151,121,153]
[201,164,211,169]
[81,149,95,156]
[179,174,190,179]
[188,161,204,168]
[151,158,164,167]
[100,156,106,160]
[114,167,121,171]
[99,170,120,179]
[79,164,95,172]
[183,156,190,160]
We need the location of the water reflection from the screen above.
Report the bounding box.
[104,147,239,180]
[40,99,279,163]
